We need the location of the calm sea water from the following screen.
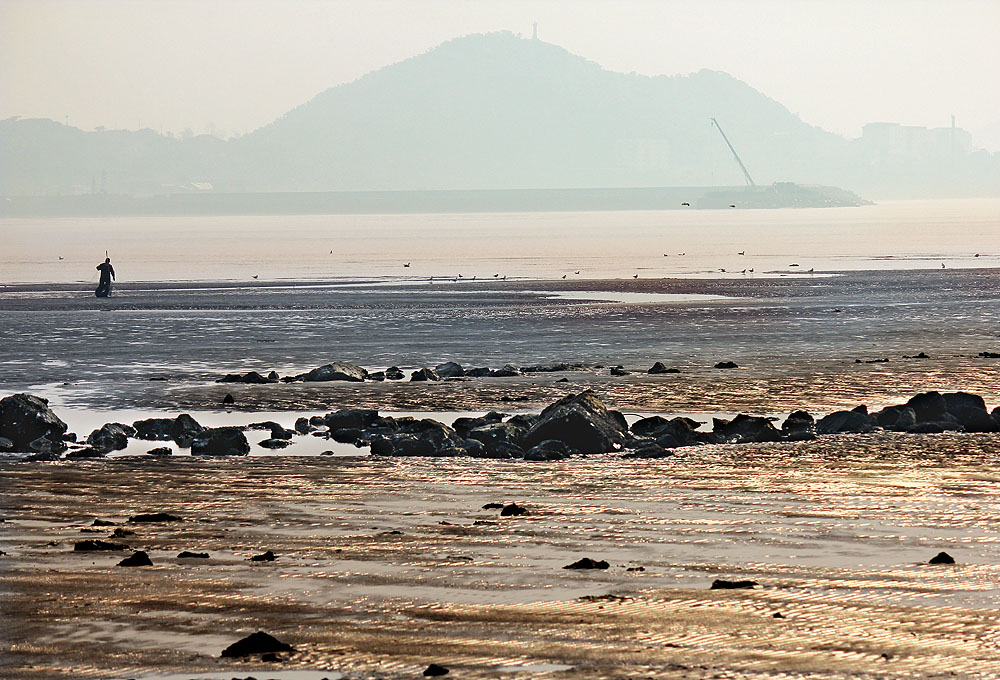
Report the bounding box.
[2,198,999,284]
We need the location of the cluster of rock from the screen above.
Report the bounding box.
[3,388,998,461]
[215,360,594,385]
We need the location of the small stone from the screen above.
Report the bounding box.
[714,361,739,369]
[564,557,610,570]
[481,502,504,509]
[222,394,235,404]
[178,551,209,559]
[128,512,183,523]
[220,631,294,658]
[499,502,528,516]
[928,551,955,564]
[710,579,758,589]
[118,550,153,567]
[423,664,449,676]
[74,539,128,551]
[250,550,275,562]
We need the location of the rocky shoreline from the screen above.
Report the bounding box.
[3,378,998,461]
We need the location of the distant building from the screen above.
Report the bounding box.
[859,121,972,163]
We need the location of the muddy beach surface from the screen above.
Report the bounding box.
[3,269,1000,678]
[3,437,1000,680]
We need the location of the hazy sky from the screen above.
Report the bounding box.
[2,0,998,144]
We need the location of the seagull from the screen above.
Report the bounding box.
[681,202,690,206]
[502,275,506,280]
[789,263,799,267]
[663,253,669,257]
[562,274,567,279]
[808,267,814,273]
[633,273,639,279]
[493,273,499,277]
[741,269,747,274]
[975,253,981,258]
[678,252,685,256]
[458,274,463,278]
[403,262,410,268]
[738,251,745,256]
[252,274,258,279]
[729,204,736,208]
[941,263,946,268]
[574,271,580,275]
[471,275,476,280]
[749,268,754,273]
[58,256,64,260]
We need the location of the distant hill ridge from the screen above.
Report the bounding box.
[2,31,997,199]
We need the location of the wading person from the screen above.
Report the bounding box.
[95,257,115,297]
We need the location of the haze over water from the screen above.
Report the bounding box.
[2,198,998,285]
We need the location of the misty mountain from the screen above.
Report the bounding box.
[2,31,997,198]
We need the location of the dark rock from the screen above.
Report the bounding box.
[815,410,876,434]
[555,377,569,383]
[217,371,272,384]
[410,368,441,382]
[384,366,405,380]
[330,427,363,444]
[132,417,173,440]
[467,422,528,456]
[465,367,493,377]
[506,413,539,430]
[524,439,572,461]
[220,631,294,658]
[610,366,630,376]
[490,364,521,377]
[979,351,1000,358]
[86,423,130,453]
[250,550,276,562]
[714,361,738,369]
[564,557,609,569]
[873,405,917,431]
[500,503,528,517]
[906,421,962,434]
[522,390,627,454]
[905,391,948,422]
[369,436,395,456]
[129,512,183,523]
[260,652,282,662]
[713,414,781,444]
[267,371,279,381]
[91,519,116,527]
[851,405,868,415]
[258,438,294,449]
[623,442,675,458]
[948,404,996,432]
[481,502,504,510]
[178,551,209,559]
[0,436,13,452]
[630,416,670,437]
[309,415,326,426]
[423,664,450,677]
[118,551,153,567]
[299,362,367,382]
[222,394,235,405]
[452,411,505,434]
[147,447,172,457]
[65,447,105,459]
[294,417,315,434]
[460,438,488,457]
[110,527,134,538]
[191,427,250,456]
[782,410,815,433]
[434,361,465,378]
[903,352,930,359]
[647,361,669,374]
[0,393,68,452]
[75,539,127,551]
[522,362,590,373]
[324,408,379,430]
[710,579,758,589]
[928,551,955,564]
[367,370,386,381]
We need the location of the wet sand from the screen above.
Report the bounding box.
[3,437,1000,679]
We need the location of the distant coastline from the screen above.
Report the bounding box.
[0,184,869,218]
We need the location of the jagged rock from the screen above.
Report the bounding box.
[906,391,948,422]
[0,393,68,452]
[299,362,367,382]
[178,551,209,558]
[564,557,609,569]
[74,539,127,551]
[222,394,235,404]
[713,414,781,444]
[928,551,955,564]
[191,427,250,456]
[384,366,405,380]
[710,579,758,589]
[129,512,183,523]
[943,392,995,432]
[461,438,487,457]
[118,551,153,567]
[86,423,130,453]
[220,631,294,658]
[434,361,465,378]
[500,503,528,516]
[815,410,876,434]
[132,414,204,446]
[522,390,627,454]
[217,371,272,384]
[714,361,738,369]
[410,368,440,382]
[647,362,680,374]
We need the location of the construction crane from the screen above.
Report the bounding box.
[711,117,756,187]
